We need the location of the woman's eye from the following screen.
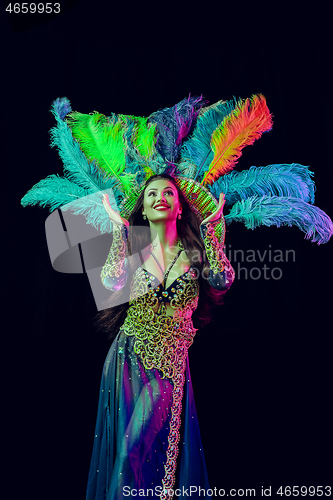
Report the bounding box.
[148,191,174,196]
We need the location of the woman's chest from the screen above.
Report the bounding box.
[142,250,191,290]
[129,266,199,316]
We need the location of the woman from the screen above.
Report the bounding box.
[86,173,235,499]
[20,94,332,499]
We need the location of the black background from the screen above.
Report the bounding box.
[3,1,332,499]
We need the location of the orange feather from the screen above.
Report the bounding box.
[201,94,273,186]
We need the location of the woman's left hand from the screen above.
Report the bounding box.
[201,193,226,224]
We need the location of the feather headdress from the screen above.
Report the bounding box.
[21,94,333,244]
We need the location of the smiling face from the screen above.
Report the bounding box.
[142,179,182,223]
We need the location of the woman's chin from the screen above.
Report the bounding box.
[149,214,176,223]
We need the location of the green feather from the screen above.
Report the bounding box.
[66,111,136,196]
[120,114,157,159]
[49,114,115,194]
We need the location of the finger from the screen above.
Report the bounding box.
[103,196,112,209]
[102,193,110,203]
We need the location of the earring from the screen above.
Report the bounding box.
[178,213,182,219]
[177,239,184,251]
[143,214,147,220]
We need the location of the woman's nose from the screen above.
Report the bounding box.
[157,192,166,202]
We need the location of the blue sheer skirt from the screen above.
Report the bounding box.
[85,330,209,499]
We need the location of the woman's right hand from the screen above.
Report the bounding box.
[102,193,130,227]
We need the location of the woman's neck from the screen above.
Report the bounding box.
[150,221,179,254]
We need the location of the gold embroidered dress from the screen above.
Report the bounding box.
[86,220,234,500]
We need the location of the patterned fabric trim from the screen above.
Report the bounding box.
[200,218,234,279]
[160,370,185,500]
[100,224,127,281]
[123,270,199,498]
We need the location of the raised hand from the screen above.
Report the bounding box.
[201,193,226,224]
[102,193,130,227]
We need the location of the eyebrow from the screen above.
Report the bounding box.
[147,186,175,192]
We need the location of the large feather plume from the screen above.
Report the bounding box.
[179,99,236,180]
[210,163,315,205]
[62,191,117,234]
[65,111,136,195]
[148,95,206,170]
[49,97,125,206]
[120,114,157,159]
[49,102,116,194]
[119,113,165,185]
[225,195,333,244]
[20,175,114,234]
[21,174,88,211]
[21,98,124,233]
[201,94,273,185]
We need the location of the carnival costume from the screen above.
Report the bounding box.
[21,94,333,499]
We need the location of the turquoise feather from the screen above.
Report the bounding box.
[50,117,117,194]
[21,174,88,211]
[61,191,116,234]
[180,99,236,180]
[50,97,120,195]
[210,164,315,205]
[21,98,125,233]
[20,173,119,234]
[174,160,197,179]
[225,195,333,244]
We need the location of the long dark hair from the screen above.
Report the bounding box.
[95,174,226,341]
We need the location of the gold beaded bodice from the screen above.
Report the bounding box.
[121,265,199,379]
[119,265,199,497]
